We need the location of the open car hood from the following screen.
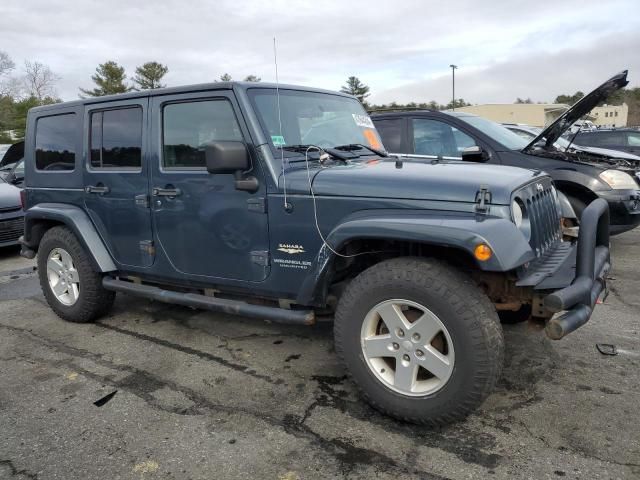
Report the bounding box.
[522,71,629,154]
[0,141,24,169]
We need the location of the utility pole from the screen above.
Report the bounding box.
[449,64,458,111]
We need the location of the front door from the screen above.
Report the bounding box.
[149,91,269,282]
[83,99,154,267]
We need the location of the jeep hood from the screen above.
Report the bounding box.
[287,159,543,205]
[523,70,629,153]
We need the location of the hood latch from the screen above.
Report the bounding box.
[475,185,492,213]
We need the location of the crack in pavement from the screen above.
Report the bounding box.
[93,321,284,386]
[0,459,39,479]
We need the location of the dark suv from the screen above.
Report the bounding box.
[372,71,640,235]
[574,128,640,156]
[20,81,608,425]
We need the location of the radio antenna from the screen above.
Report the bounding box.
[273,37,290,211]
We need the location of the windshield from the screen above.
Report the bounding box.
[516,126,572,149]
[456,115,529,150]
[247,89,383,161]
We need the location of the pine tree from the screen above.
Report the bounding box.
[133,61,168,90]
[80,61,131,97]
[340,76,370,104]
[243,75,261,82]
[219,73,232,82]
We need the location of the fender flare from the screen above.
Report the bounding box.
[556,190,577,220]
[296,210,535,305]
[22,203,117,272]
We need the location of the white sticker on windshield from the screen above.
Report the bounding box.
[352,114,375,129]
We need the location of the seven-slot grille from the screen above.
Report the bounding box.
[515,179,562,258]
[0,216,24,244]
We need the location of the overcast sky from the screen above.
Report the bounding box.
[2,0,639,105]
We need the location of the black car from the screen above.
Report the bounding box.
[20,80,607,425]
[574,128,640,156]
[372,71,640,235]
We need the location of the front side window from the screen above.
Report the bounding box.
[373,119,403,152]
[412,119,476,157]
[247,89,383,163]
[626,132,640,146]
[35,114,76,171]
[90,107,142,169]
[162,100,243,169]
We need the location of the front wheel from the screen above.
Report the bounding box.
[334,257,504,425]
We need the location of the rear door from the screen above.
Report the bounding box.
[83,99,154,267]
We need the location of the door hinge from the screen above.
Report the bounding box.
[250,250,270,266]
[135,194,150,208]
[475,185,492,213]
[247,197,267,213]
[139,240,155,256]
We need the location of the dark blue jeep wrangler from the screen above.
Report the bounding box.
[20,82,609,425]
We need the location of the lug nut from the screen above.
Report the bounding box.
[416,349,424,357]
[402,354,410,362]
[392,343,399,350]
[397,329,405,338]
[412,333,421,341]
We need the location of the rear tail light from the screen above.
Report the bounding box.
[20,189,26,210]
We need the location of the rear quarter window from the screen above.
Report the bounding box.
[35,114,77,171]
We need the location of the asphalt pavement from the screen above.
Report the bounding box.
[0,231,639,480]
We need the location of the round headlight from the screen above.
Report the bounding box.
[512,199,523,227]
[599,169,638,190]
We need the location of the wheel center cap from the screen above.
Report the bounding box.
[402,340,413,351]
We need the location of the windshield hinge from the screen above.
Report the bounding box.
[247,197,267,213]
[250,250,270,267]
[475,185,492,213]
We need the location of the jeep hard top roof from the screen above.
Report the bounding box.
[29,81,356,114]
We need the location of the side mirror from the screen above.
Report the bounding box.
[205,141,250,173]
[461,145,489,163]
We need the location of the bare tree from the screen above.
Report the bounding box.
[0,51,15,77]
[0,51,17,97]
[23,60,60,100]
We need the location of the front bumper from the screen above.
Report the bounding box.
[543,199,610,339]
[598,189,640,235]
[0,210,24,247]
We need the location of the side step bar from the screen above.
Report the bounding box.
[102,277,315,325]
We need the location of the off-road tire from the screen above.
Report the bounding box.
[38,226,115,323]
[334,257,504,425]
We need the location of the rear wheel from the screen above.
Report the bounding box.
[334,257,504,425]
[38,226,115,323]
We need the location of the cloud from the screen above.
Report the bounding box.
[372,31,640,105]
[0,0,638,102]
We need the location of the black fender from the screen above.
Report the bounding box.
[22,203,116,272]
[556,190,577,220]
[296,210,535,305]
[550,168,609,196]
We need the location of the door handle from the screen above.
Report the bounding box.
[152,187,182,197]
[85,185,110,194]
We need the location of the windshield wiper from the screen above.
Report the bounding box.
[333,143,388,157]
[280,144,352,162]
